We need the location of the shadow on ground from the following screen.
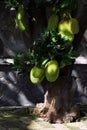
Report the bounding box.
[0,108,36,130]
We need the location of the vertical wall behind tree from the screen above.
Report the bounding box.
[71,0,87,105]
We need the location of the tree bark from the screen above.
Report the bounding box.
[33,66,80,123]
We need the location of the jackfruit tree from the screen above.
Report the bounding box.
[3,0,86,123]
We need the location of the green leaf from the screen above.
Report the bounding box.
[41,58,49,66]
[52,37,56,43]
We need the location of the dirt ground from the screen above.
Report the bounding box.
[0,107,87,130]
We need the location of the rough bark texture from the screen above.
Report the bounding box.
[33,67,80,123]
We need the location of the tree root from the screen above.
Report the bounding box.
[33,103,80,124]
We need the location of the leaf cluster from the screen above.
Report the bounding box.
[5,0,77,12]
[13,29,78,72]
[5,0,78,73]
[31,30,78,66]
[5,0,29,8]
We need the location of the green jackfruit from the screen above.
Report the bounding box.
[58,20,69,33]
[48,14,58,31]
[59,30,74,42]
[16,13,28,31]
[30,66,44,78]
[69,18,79,34]
[18,4,24,18]
[58,18,79,35]
[45,60,59,82]
[30,66,45,84]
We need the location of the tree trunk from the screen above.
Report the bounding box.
[33,66,80,123]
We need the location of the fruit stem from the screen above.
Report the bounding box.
[68,13,72,20]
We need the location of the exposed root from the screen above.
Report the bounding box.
[33,103,80,124]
